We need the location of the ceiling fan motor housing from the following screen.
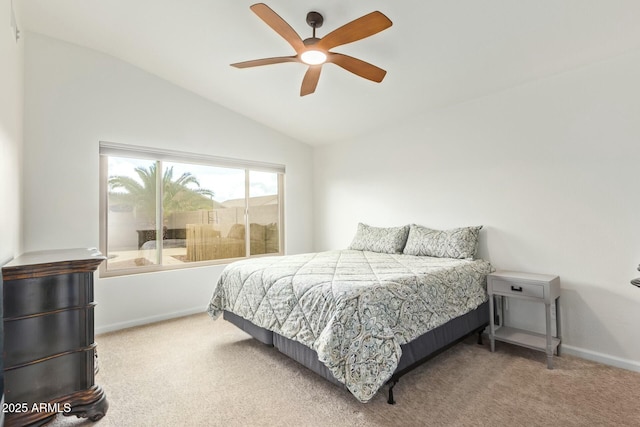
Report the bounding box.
[303,37,321,46]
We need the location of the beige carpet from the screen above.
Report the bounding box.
[48,313,640,427]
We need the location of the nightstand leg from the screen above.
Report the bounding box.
[489,295,496,352]
[555,297,562,356]
[545,302,553,369]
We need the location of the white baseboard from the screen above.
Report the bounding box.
[561,344,640,373]
[95,307,206,335]
[481,331,640,373]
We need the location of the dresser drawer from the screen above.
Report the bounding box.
[4,347,95,405]
[490,278,544,299]
[3,273,93,318]
[4,306,94,367]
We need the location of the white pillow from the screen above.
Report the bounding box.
[403,224,482,259]
[348,223,410,254]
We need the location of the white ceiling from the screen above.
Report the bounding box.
[18,1,640,146]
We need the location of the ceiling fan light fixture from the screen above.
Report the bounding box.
[300,49,327,65]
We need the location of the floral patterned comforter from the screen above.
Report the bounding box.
[207,250,493,402]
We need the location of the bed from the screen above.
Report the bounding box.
[207,223,494,403]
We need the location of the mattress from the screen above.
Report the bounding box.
[208,249,493,402]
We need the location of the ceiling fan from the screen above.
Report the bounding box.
[231,3,393,96]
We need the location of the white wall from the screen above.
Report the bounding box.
[314,49,640,371]
[0,0,23,266]
[1,1,22,419]
[23,33,314,333]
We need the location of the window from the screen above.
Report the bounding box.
[99,142,284,276]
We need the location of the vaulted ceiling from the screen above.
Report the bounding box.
[19,1,640,146]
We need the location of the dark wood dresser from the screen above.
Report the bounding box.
[1,248,108,426]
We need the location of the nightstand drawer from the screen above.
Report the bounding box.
[490,279,544,299]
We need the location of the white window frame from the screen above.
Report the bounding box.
[99,141,285,277]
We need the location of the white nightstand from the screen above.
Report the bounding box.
[488,270,561,369]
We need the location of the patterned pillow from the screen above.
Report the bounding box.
[403,224,482,259]
[348,223,410,254]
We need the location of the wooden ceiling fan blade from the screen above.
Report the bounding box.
[316,11,392,51]
[327,53,387,82]
[231,56,299,68]
[300,66,322,96]
[250,3,305,53]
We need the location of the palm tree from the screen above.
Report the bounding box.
[108,164,215,225]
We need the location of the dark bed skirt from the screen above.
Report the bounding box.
[223,301,489,388]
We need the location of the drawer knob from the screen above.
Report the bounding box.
[510,285,523,292]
